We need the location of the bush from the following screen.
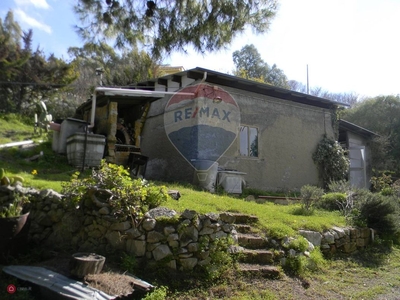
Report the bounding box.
[313,135,349,188]
[327,180,351,193]
[61,160,170,223]
[317,193,346,211]
[354,192,400,243]
[299,185,324,213]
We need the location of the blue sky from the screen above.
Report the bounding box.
[1,0,400,98]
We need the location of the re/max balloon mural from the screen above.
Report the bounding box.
[164,83,241,171]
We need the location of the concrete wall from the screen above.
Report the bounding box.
[141,83,336,192]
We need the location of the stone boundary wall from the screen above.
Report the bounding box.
[299,226,373,255]
[2,186,239,271]
[1,185,375,271]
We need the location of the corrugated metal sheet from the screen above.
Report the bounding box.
[3,265,116,300]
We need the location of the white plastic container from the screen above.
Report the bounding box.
[217,171,246,194]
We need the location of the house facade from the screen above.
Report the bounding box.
[138,68,348,192]
[75,67,375,192]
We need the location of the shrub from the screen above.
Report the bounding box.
[142,286,168,300]
[318,192,346,211]
[299,185,324,213]
[327,180,351,193]
[61,160,170,223]
[198,237,236,281]
[283,255,308,276]
[313,135,349,188]
[370,171,393,192]
[354,192,400,243]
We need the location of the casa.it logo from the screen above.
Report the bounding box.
[7,284,16,294]
[164,83,240,170]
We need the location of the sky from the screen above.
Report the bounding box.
[1,0,400,98]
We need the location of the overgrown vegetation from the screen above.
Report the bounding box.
[2,116,400,299]
[312,135,349,188]
[61,160,170,223]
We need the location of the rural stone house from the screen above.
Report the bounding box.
[73,67,374,192]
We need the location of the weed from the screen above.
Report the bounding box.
[142,286,168,300]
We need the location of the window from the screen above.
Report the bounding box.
[239,125,258,157]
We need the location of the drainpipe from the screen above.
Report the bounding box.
[194,72,207,97]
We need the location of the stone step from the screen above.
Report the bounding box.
[239,249,274,264]
[238,263,281,279]
[234,224,253,234]
[237,233,268,249]
[220,212,259,225]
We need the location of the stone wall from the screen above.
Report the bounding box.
[2,185,238,271]
[1,184,375,271]
[299,226,373,255]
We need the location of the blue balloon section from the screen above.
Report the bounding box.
[164,84,240,171]
[168,125,237,169]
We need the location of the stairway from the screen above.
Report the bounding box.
[222,212,281,278]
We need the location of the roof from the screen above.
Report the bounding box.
[76,67,351,112]
[138,67,351,110]
[339,119,378,138]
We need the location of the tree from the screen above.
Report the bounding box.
[288,80,360,106]
[233,44,268,79]
[232,44,289,88]
[342,95,400,175]
[73,0,278,58]
[68,42,159,101]
[0,10,77,117]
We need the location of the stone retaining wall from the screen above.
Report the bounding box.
[1,185,375,271]
[299,226,373,255]
[1,185,239,271]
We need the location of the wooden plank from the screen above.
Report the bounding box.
[0,140,34,148]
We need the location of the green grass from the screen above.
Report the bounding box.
[2,114,400,299]
[164,183,345,238]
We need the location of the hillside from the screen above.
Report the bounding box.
[1,114,400,299]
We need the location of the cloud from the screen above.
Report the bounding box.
[14,0,50,10]
[14,8,52,34]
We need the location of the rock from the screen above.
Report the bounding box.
[306,240,315,252]
[152,244,172,261]
[110,221,131,231]
[147,231,166,243]
[323,231,335,244]
[126,239,146,256]
[146,207,177,219]
[164,226,175,235]
[179,226,198,246]
[187,242,199,252]
[332,226,346,238]
[167,233,179,242]
[98,207,110,215]
[182,209,197,220]
[299,230,322,246]
[105,231,125,250]
[199,227,214,235]
[180,257,198,270]
[168,190,181,200]
[219,212,236,224]
[142,218,156,231]
[288,249,296,257]
[125,227,143,239]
